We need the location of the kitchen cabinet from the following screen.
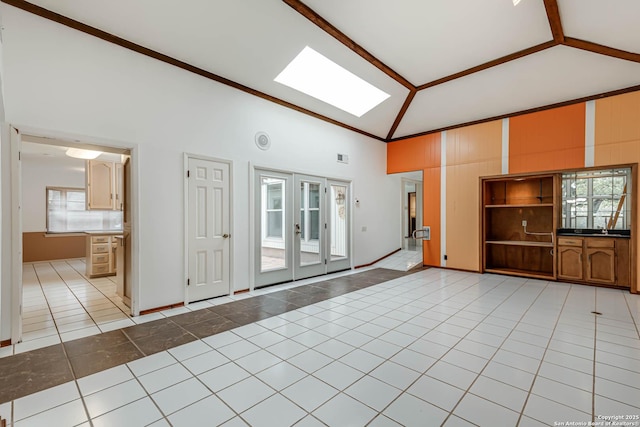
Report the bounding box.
[557,236,630,288]
[557,238,583,281]
[482,174,557,280]
[86,160,123,210]
[85,233,120,278]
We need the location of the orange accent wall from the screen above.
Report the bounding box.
[446,121,502,271]
[509,103,585,173]
[387,133,440,173]
[594,91,640,293]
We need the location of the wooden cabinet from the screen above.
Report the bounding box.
[557,238,583,281]
[86,234,120,277]
[557,236,630,288]
[482,174,557,280]
[86,160,123,210]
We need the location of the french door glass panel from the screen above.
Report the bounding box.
[327,180,350,272]
[299,181,321,267]
[330,184,347,260]
[261,176,287,272]
[294,175,325,279]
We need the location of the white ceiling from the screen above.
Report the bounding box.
[9,0,640,141]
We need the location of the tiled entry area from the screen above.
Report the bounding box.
[1,268,640,426]
[374,249,423,271]
[16,259,132,353]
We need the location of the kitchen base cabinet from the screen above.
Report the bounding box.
[85,233,120,278]
[557,236,630,288]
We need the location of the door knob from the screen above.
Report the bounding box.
[222,233,230,238]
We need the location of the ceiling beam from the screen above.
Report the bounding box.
[282,0,415,90]
[2,0,385,142]
[563,37,640,63]
[386,90,417,140]
[388,84,640,142]
[543,0,564,43]
[416,41,556,91]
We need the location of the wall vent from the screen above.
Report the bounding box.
[337,153,349,164]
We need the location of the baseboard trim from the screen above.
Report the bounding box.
[355,248,402,269]
[140,302,184,316]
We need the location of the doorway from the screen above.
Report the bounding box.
[185,155,232,303]
[401,172,423,251]
[254,168,351,288]
[11,128,137,344]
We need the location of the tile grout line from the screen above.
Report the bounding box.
[438,278,553,426]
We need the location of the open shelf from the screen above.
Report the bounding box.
[482,173,557,280]
[486,240,553,248]
[485,203,554,209]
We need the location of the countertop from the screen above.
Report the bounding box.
[556,228,630,238]
[84,230,124,236]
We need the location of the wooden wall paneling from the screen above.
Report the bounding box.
[509,103,586,173]
[446,121,502,271]
[23,232,86,262]
[594,92,640,293]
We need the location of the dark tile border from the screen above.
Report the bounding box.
[0,267,423,403]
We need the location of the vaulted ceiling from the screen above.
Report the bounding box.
[3,0,640,141]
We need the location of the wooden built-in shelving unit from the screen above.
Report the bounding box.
[482,174,558,280]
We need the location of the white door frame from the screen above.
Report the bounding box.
[183,153,233,304]
[401,176,423,250]
[9,125,141,343]
[10,127,23,343]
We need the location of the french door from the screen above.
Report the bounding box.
[255,169,350,287]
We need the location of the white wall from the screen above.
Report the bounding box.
[21,154,85,232]
[0,6,401,318]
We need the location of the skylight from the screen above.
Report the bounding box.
[274,46,390,118]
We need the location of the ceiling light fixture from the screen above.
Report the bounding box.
[274,46,390,117]
[513,0,522,5]
[65,147,102,160]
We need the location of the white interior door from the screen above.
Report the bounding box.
[294,174,326,280]
[187,157,231,302]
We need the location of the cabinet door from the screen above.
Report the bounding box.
[114,163,124,211]
[586,248,616,284]
[87,160,114,210]
[557,246,583,281]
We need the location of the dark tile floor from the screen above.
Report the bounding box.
[0,268,420,404]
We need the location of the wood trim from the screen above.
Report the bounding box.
[0,339,11,348]
[139,302,184,316]
[355,248,402,269]
[386,90,417,139]
[632,164,638,293]
[416,41,556,91]
[282,0,414,90]
[543,0,564,43]
[2,0,384,142]
[388,85,640,142]
[563,37,640,63]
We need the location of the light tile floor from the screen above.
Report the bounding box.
[4,268,640,426]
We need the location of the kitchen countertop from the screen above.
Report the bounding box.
[84,230,124,236]
[556,228,630,238]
